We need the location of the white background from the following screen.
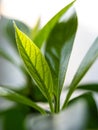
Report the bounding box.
[1,0,98,30]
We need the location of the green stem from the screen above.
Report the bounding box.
[49,98,54,113]
[54,95,60,113]
[62,90,72,110]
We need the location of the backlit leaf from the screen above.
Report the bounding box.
[14,24,53,111]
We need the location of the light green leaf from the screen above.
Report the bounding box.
[14,24,53,111]
[0,86,46,114]
[62,37,98,109]
[34,1,76,48]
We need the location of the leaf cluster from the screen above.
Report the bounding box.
[0,1,98,129]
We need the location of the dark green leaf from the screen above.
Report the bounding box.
[0,86,46,114]
[62,37,98,109]
[34,1,76,48]
[1,106,29,130]
[45,8,77,111]
[77,83,98,92]
[14,24,53,111]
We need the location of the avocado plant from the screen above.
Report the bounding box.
[0,1,98,130]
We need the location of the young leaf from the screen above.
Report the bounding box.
[62,37,98,109]
[14,24,53,111]
[45,9,77,112]
[34,1,76,48]
[0,86,46,114]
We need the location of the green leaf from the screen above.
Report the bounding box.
[45,9,77,95]
[65,83,98,93]
[45,9,77,112]
[1,106,28,130]
[14,24,53,112]
[0,86,46,114]
[77,83,98,92]
[34,1,76,48]
[62,37,98,109]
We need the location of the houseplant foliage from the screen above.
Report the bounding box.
[0,0,98,129]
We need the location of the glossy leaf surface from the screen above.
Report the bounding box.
[45,9,77,98]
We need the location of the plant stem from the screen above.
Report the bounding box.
[62,90,72,110]
[49,98,54,113]
[54,95,60,113]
